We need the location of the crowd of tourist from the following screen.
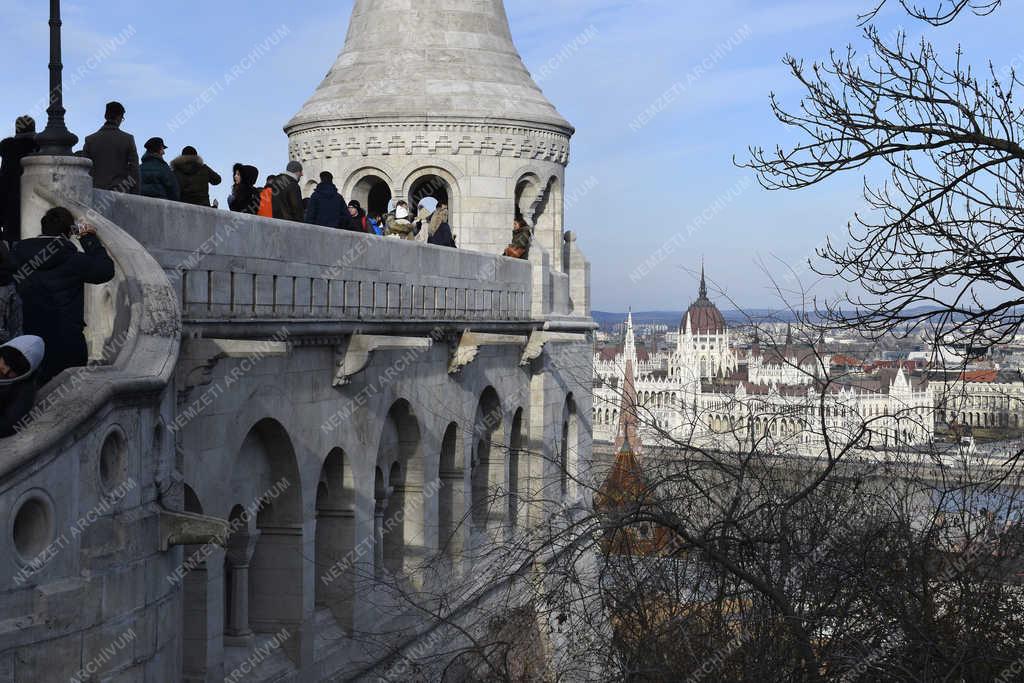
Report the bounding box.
[0,99,536,436]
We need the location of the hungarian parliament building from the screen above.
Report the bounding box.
[593,272,937,453]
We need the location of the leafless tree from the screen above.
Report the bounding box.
[741,1,1024,356]
[347,329,1024,682]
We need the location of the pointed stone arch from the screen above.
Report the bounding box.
[374,399,425,579]
[471,387,507,534]
[437,422,465,563]
[223,417,303,663]
[315,447,356,630]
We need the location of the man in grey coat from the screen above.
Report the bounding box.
[81,101,140,194]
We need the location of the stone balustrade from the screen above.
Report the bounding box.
[95,192,569,330]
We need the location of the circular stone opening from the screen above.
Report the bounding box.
[13,496,54,562]
[99,430,127,491]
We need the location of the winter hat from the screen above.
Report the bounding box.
[0,335,45,385]
[286,161,303,174]
[144,137,167,153]
[14,115,35,136]
[348,199,361,210]
[104,101,126,122]
[181,146,198,156]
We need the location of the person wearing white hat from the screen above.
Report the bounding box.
[0,334,44,436]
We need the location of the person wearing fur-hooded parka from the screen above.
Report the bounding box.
[228,164,261,214]
[171,146,222,207]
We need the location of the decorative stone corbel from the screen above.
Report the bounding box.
[448,331,529,374]
[520,331,588,367]
[179,338,290,389]
[334,334,433,386]
[158,510,231,552]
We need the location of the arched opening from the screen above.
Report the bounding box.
[351,173,392,218]
[224,419,303,664]
[181,485,216,682]
[471,388,506,535]
[374,400,424,580]
[438,423,465,562]
[315,448,355,630]
[408,174,450,211]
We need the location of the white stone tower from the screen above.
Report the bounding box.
[286,0,575,264]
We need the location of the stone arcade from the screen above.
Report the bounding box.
[0,2,594,680]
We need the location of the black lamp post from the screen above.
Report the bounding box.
[34,0,78,156]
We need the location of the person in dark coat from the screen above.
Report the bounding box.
[345,200,370,233]
[0,241,21,343]
[0,334,45,437]
[171,146,222,207]
[0,116,39,243]
[81,101,140,194]
[271,160,304,222]
[11,207,115,384]
[139,137,179,201]
[228,164,261,214]
[427,204,457,248]
[304,171,346,228]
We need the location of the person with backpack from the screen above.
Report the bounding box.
[304,172,346,228]
[258,176,275,217]
[345,200,371,232]
[171,146,222,207]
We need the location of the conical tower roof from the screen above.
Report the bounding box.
[286,0,573,134]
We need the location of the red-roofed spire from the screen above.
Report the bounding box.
[614,357,642,455]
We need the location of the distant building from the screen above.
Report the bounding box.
[594,268,935,451]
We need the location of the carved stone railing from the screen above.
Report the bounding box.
[0,182,181,479]
[97,192,540,330]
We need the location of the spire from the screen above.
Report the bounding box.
[698,263,708,300]
[785,323,793,347]
[287,0,573,134]
[614,358,642,455]
[623,310,637,366]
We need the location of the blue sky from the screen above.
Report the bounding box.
[2,0,1022,311]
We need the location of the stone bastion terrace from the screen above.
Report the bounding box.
[0,1,596,680]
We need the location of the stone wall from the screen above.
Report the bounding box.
[0,175,593,681]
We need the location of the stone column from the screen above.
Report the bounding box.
[19,155,92,239]
[373,496,387,578]
[315,508,355,630]
[438,467,465,568]
[224,530,260,644]
[248,524,305,665]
